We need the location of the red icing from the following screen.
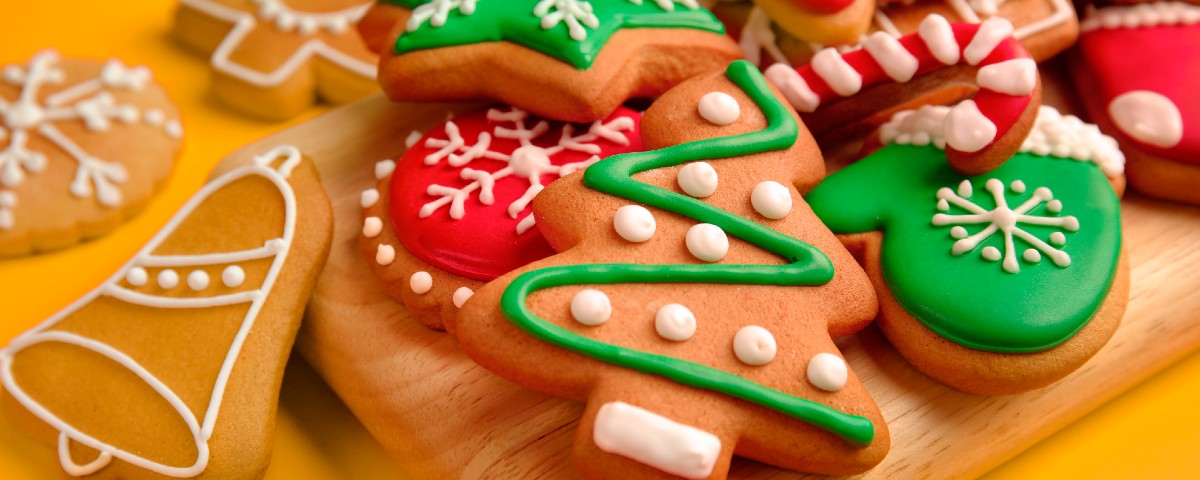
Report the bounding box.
[786,0,856,14]
[1076,21,1200,165]
[791,22,1035,160]
[389,106,644,281]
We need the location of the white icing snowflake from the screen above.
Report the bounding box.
[932,178,1078,273]
[535,0,601,41]
[406,0,478,31]
[0,51,180,231]
[420,106,634,234]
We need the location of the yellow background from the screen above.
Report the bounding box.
[0,1,1197,478]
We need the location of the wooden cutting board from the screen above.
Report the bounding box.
[213,72,1200,479]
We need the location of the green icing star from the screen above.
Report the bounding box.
[382,0,726,70]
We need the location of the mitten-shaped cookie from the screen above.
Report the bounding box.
[454,61,886,479]
[1,146,332,478]
[364,0,743,122]
[174,0,378,120]
[765,14,1044,151]
[806,104,1129,395]
[361,106,644,330]
[1072,1,1200,205]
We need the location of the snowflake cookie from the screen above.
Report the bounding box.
[173,0,378,120]
[452,62,888,478]
[0,51,183,256]
[1,146,333,479]
[360,105,644,330]
[362,0,742,122]
[806,103,1129,395]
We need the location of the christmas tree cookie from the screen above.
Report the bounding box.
[1,146,333,478]
[362,0,744,122]
[453,61,887,478]
[806,104,1129,394]
[360,106,645,330]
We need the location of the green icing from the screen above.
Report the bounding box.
[806,144,1122,353]
[390,0,726,70]
[498,61,875,446]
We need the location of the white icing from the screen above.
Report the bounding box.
[144,109,165,126]
[376,244,395,266]
[677,162,718,198]
[452,286,473,308]
[158,269,180,289]
[410,271,433,294]
[862,32,919,82]
[750,181,792,220]
[806,353,848,392]
[918,14,961,65]
[420,107,633,233]
[964,18,1015,65]
[733,326,776,366]
[535,0,601,41]
[1023,248,1042,263]
[976,58,1037,96]
[0,146,300,478]
[944,100,997,153]
[375,159,395,180]
[614,205,656,242]
[1108,90,1184,149]
[515,214,537,235]
[593,401,720,479]
[737,7,790,66]
[1010,179,1026,194]
[221,266,245,288]
[363,217,383,238]
[933,178,1078,273]
[1049,231,1066,245]
[361,188,379,209]
[811,48,862,97]
[685,223,728,262]
[570,289,612,326]
[764,63,820,113]
[404,130,424,148]
[407,0,478,31]
[0,51,180,230]
[187,270,210,291]
[178,0,375,87]
[628,0,702,11]
[655,304,697,341]
[126,267,148,287]
[696,92,740,126]
[1081,2,1200,32]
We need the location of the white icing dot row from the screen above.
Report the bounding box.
[1081,2,1200,32]
[126,265,245,290]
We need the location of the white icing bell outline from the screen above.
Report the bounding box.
[0,146,301,477]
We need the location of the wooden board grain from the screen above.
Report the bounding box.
[215,82,1200,479]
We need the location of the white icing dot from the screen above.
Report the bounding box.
[187,270,210,291]
[807,353,848,392]
[363,217,383,238]
[957,180,973,198]
[410,271,433,294]
[1046,199,1063,213]
[1010,180,1026,194]
[453,286,473,308]
[164,119,182,139]
[697,91,741,126]
[733,326,776,366]
[982,246,1001,262]
[685,224,729,263]
[613,205,656,243]
[655,304,697,341]
[1023,248,1042,263]
[950,226,967,239]
[405,130,424,148]
[571,289,612,326]
[677,162,718,198]
[143,109,165,126]
[375,160,396,179]
[1108,90,1184,148]
[1049,232,1067,246]
[126,267,148,287]
[158,269,179,289]
[937,198,950,211]
[751,181,792,219]
[361,189,380,208]
[222,266,245,288]
[376,244,396,266]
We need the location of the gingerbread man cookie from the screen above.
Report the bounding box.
[174,0,378,120]
[453,62,887,478]
[0,51,183,257]
[1,146,333,478]
[806,104,1129,394]
[364,0,744,122]
[1072,1,1200,205]
[361,106,644,330]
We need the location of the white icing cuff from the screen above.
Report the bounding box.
[1081,2,1200,32]
[593,402,721,479]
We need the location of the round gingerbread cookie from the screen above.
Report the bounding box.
[0,51,183,257]
[361,105,644,330]
[173,0,378,120]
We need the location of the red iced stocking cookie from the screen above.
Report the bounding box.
[453,62,886,478]
[1072,1,1200,205]
[361,106,644,330]
[1,146,332,478]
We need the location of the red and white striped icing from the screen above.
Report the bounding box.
[765,14,1036,156]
